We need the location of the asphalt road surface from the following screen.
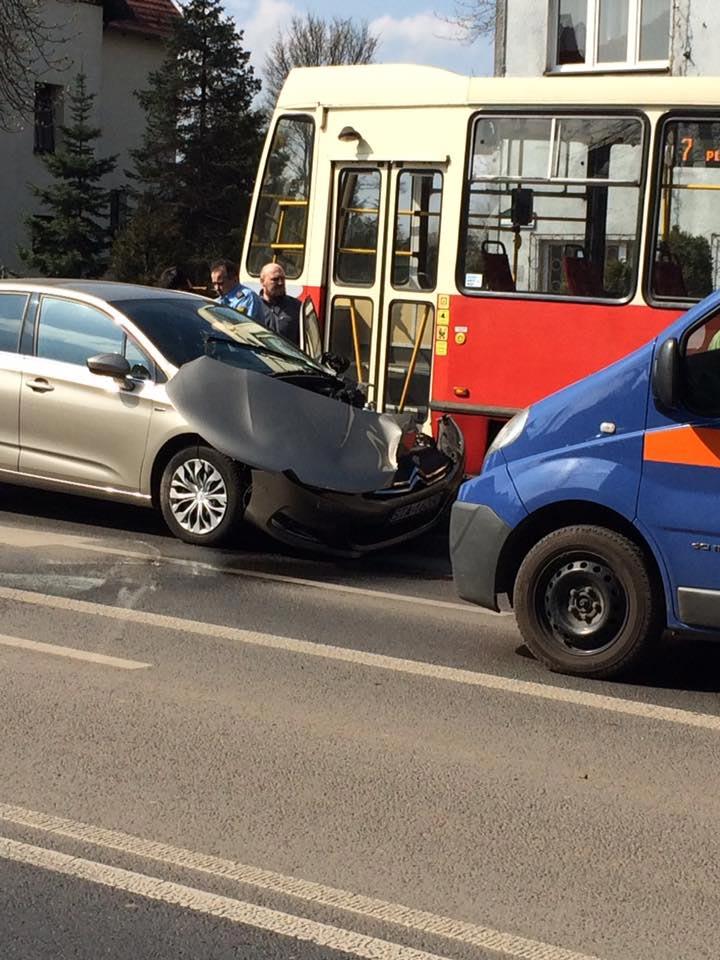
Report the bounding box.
[1,484,719,960]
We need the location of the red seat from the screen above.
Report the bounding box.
[481,240,515,292]
[562,255,604,298]
[653,256,687,298]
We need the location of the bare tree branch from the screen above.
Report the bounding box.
[0,0,69,131]
[263,14,379,110]
[444,0,498,43]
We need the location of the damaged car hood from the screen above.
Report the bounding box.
[166,356,409,494]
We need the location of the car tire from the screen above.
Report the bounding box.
[159,445,248,547]
[514,525,663,680]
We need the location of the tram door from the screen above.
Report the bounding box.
[325,162,445,419]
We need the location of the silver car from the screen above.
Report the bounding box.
[0,280,463,552]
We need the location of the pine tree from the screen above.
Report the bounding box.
[22,72,117,277]
[111,0,263,283]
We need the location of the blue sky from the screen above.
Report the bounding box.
[226,0,493,82]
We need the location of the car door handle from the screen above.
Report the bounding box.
[27,378,54,393]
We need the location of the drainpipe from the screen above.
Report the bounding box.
[494,0,508,76]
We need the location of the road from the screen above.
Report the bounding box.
[0,484,719,960]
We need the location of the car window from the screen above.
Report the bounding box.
[0,293,28,353]
[37,297,124,366]
[124,335,154,380]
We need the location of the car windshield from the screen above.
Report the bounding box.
[112,296,326,377]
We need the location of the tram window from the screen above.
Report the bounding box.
[383,301,434,417]
[335,170,381,286]
[327,296,373,385]
[461,113,644,301]
[392,171,443,291]
[651,119,720,302]
[246,115,314,279]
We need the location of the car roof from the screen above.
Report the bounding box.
[0,279,207,301]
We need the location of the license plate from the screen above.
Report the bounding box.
[390,492,444,524]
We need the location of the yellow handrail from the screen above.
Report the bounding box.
[398,303,431,413]
[348,299,364,383]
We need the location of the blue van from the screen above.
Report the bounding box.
[450,291,720,679]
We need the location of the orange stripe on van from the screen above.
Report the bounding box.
[644,425,720,468]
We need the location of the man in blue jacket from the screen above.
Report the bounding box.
[210,259,263,321]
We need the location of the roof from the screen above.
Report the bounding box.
[104,0,179,39]
[277,64,720,110]
[0,279,206,302]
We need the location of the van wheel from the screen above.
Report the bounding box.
[514,525,663,679]
[159,445,247,547]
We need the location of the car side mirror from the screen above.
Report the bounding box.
[652,337,681,411]
[321,351,350,375]
[87,353,134,388]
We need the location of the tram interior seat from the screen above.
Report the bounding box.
[562,247,605,298]
[480,240,516,292]
[652,247,687,299]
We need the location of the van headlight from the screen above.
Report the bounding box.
[483,408,529,467]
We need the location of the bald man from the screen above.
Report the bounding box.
[259,262,301,345]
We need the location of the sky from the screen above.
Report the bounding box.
[225,0,494,86]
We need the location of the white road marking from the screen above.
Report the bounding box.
[0,521,505,616]
[0,633,151,670]
[0,808,602,960]
[0,835,455,960]
[0,584,718,731]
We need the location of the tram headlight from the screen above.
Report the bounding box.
[483,407,529,468]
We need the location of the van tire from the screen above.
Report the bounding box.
[514,525,663,679]
[159,445,248,547]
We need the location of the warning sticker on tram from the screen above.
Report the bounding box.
[436,326,448,341]
[435,341,448,356]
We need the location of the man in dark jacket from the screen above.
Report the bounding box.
[259,262,301,345]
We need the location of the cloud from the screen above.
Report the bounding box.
[227,0,297,70]
[370,10,491,74]
[224,1,492,86]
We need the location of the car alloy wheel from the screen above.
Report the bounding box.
[159,444,248,546]
[169,457,228,535]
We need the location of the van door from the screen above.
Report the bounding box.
[639,309,720,627]
[324,163,444,419]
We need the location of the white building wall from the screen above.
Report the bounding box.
[99,29,165,193]
[502,0,550,77]
[499,0,720,78]
[0,1,166,275]
[670,0,716,75]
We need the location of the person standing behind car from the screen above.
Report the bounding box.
[158,265,193,291]
[210,258,263,321]
[259,262,301,345]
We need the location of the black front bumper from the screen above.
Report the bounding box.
[449,500,512,611]
[245,418,465,557]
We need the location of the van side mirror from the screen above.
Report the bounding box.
[652,337,681,411]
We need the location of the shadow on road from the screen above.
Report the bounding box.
[515,633,720,695]
[0,483,453,578]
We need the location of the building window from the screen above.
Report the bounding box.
[552,0,670,70]
[34,83,63,154]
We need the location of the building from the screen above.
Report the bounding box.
[495,0,716,77]
[0,0,178,275]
